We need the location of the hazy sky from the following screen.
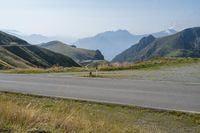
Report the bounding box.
[0,0,200,37]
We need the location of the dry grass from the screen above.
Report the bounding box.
[0,92,199,133]
[3,66,93,74]
[1,58,200,75]
[98,58,200,71]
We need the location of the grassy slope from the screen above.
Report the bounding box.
[41,41,103,62]
[2,45,80,68]
[0,47,33,69]
[0,92,199,133]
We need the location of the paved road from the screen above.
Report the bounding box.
[0,74,199,113]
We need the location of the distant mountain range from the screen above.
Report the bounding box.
[112,27,200,63]
[75,29,177,60]
[40,41,104,63]
[0,31,80,69]
[3,29,177,60]
[2,29,76,44]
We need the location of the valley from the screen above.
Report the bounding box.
[1,1,200,132]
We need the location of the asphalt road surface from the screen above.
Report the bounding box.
[0,74,199,113]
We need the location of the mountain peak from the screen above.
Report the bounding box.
[48,40,63,44]
[139,35,156,44]
[116,29,130,33]
[152,28,177,38]
[41,41,67,47]
[96,29,132,38]
[165,28,177,34]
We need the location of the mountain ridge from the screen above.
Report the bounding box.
[112,27,200,63]
[2,29,76,44]
[40,41,104,63]
[75,29,177,60]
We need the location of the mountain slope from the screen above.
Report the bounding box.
[112,35,156,63]
[0,31,80,68]
[75,29,177,60]
[40,41,104,63]
[112,27,200,63]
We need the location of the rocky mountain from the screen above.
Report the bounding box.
[112,27,200,63]
[0,31,80,69]
[75,29,177,60]
[40,41,104,63]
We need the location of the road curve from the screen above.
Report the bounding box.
[0,74,199,113]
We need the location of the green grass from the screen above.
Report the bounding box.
[0,91,199,133]
[99,57,200,71]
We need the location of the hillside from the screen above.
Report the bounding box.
[0,31,80,69]
[112,27,200,63]
[40,41,104,63]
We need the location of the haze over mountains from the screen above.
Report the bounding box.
[112,27,200,63]
[3,28,177,60]
[0,31,79,69]
[2,29,76,44]
[75,29,177,60]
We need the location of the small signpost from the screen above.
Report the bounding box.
[95,67,98,77]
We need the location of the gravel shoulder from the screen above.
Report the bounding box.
[64,63,200,83]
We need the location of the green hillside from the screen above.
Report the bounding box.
[0,31,80,69]
[112,27,200,63]
[40,41,104,63]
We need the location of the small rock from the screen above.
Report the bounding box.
[0,128,12,133]
[27,129,50,133]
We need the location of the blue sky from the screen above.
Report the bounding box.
[0,0,200,37]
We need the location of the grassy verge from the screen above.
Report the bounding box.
[98,57,200,71]
[1,58,200,75]
[1,66,94,74]
[0,91,199,133]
